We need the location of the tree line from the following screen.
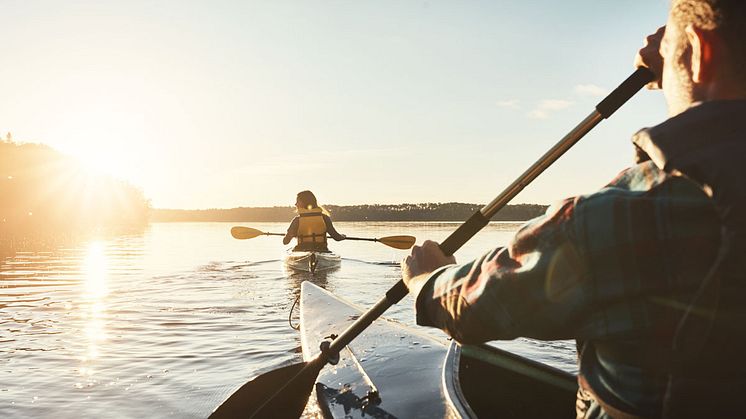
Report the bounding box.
[0,136,150,254]
[151,202,548,222]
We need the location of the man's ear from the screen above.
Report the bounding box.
[685,24,715,84]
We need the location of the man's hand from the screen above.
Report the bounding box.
[401,240,456,292]
[634,26,666,89]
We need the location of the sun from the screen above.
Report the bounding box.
[56,107,146,186]
[72,143,130,180]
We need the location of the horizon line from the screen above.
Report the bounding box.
[152,202,550,211]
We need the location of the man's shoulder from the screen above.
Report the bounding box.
[584,160,710,199]
[605,161,669,193]
[572,161,713,218]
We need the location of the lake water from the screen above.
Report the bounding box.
[0,221,577,418]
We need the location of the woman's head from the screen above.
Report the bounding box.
[295,190,318,210]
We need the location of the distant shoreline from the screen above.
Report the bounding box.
[150,203,549,223]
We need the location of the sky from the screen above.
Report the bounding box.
[0,0,672,209]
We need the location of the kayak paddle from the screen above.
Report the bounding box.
[230,226,284,239]
[210,67,654,419]
[230,226,416,249]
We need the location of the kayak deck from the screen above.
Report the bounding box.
[300,281,577,418]
[300,281,455,417]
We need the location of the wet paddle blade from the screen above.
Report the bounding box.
[379,235,416,249]
[209,360,322,419]
[231,226,264,240]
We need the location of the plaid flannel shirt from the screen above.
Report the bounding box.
[415,158,721,415]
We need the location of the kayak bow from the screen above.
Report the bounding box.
[300,281,577,418]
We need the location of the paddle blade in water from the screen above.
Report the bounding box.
[230,226,264,240]
[379,235,416,249]
[209,360,322,419]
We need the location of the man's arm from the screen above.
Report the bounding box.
[403,198,590,344]
[403,165,721,345]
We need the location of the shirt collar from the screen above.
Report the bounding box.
[632,100,746,172]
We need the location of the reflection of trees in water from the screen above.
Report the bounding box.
[0,138,150,258]
[0,227,148,263]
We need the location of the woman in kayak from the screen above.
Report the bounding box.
[283,190,346,251]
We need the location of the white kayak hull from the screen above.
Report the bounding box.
[284,250,341,273]
[300,281,456,417]
[299,281,577,418]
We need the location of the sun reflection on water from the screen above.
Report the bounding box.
[84,242,109,300]
[79,241,109,383]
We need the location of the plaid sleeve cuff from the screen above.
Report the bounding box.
[414,265,452,327]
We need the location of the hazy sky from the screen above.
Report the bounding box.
[1,0,671,209]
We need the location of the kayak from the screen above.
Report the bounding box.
[300,281,577,418]
[284,250,341,273]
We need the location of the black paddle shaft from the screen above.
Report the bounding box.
[326,67,654,355]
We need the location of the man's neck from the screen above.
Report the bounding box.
[699,75,746,102]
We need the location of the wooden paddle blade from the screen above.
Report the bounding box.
[230,226,264,240]
[209,360,322,419]
[379,235,416,249]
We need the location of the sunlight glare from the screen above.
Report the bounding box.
[83,242,109,299]
[81,242,110,364]
[57,107,146,185]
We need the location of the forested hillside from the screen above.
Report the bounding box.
[0,137,150,247]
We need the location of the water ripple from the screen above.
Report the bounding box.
[1,222,577,418]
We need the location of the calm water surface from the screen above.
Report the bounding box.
[0,222,576,418]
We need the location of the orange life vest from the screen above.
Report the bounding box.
[296,207,327,248]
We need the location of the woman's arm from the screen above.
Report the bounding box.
[283,217,299,245]
[323,215,346,241]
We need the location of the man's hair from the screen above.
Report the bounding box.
[671,0,746,79]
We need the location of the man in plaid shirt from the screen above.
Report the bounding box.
[402,1,746,417]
